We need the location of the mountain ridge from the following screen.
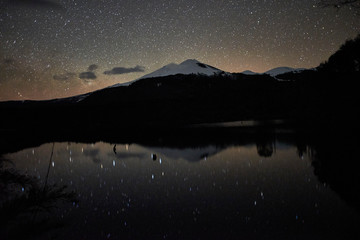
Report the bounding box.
[241,67,307,76]
[111,59,304,88]
[139,59,225,79]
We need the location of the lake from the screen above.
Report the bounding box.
[0,127,359,239]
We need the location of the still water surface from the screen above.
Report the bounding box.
[1,137,359,239]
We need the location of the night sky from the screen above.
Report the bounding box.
[0,0,359,101]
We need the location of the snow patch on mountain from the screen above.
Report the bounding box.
[264,67,306,76]
[139,59,224,80]
[241,70,259,75]
[242,67,307,77]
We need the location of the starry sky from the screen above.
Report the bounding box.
[0,0,359,101]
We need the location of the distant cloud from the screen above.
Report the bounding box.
[53,72,77,81]
[103,65,145,75]
[79,71,97,80]
[88,64,99,71]
[3,0,64,10]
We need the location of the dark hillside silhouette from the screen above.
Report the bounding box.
[276,34,360,131]
[318,34,360,72]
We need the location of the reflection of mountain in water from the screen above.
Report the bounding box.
[147,134,277,162]
[146,145,222,162]
[0,126,283,156]
[0,127,360,240]
[1,125,359,215]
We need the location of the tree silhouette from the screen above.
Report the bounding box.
[318,34,360,72]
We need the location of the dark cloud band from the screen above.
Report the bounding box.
[88,64,99,71]
[79,72,97,80]
[103,65,145,75]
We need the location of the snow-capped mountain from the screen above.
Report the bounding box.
[110,60,307,90]
[242,67,306,77]
[241,70,259,75]
[264,67,306,77]
[110,59,226,88]
[139,59,225,79]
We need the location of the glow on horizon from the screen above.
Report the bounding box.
[0,0,359,101]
